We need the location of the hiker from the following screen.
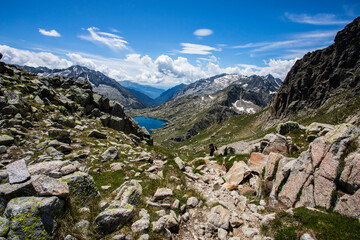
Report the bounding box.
[209,143,217,156]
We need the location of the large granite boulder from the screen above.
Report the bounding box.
[60,172,100,205]
[95,180,142,234]
[4,196,64,239]
[223,161,251,190]
[208,205,231,230]
[277,124,360,208]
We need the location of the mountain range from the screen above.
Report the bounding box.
[129,74,281,143]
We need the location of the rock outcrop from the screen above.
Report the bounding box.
[271,17,360,122]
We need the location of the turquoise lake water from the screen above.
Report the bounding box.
[133,116,167,133]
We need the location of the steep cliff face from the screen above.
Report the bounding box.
[271,17,360,120]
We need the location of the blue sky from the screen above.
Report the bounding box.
[0,0,359,88]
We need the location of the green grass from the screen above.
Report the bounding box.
[263,207,360,240]
[215,154,250,171]
[297,89,360,126]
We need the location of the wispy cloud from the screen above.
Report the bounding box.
[39,29,61,37]
[193,28,214,37]
[79,27,128,50]
[285,12,351,25]
[232,42,268,49]
[180,43,220,55]
[232,29,339,59]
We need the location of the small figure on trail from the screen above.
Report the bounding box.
[209,143,217,156]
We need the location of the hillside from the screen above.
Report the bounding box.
[23,65,147,109]
[129,79,275,146]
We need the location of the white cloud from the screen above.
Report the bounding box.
[180,43,220,55]
[79,27,128,50]
[0,44,296,88]
[67,53,97,69]
[285,12,351,25]
[39,28,61,37]
[193,29,213,37]
[0,45,71,69]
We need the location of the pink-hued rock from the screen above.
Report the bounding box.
[32,175,69,197]
[248,152,268,175]
[264,152,284,180]
[223,161,251,190]
[339,151,360,194]
[334,189,360,218]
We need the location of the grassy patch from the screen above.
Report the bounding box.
[263,207,360,240]
[215,154,250,171]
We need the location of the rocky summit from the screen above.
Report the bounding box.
[1,16,360,240]
[271,17,360,124]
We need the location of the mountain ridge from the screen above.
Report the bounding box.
[22,65,147,109]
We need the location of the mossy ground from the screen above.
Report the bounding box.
[262,207,360,240]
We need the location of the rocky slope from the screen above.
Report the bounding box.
[23,65,147,109]
[130,83,271,144]
[271,17,360,123]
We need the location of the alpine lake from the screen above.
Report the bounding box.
[133,116,167,133]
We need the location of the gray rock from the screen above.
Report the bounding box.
[110,162,124,171]
[262,133,289,155]
[131,209,150,232]
[0,135,14,146]
[186,197,199,208]
[112,234,126,240]
[102,147,119,161]
[242,225,259,238]
[74,220,90,236]
[277,121,304,135]
[60,164,77,175]
[174,157,185,170]
[99,201,110,211]
[114,180,142,207]
[6,159,30,184]
[95,206,134,234]
[4,196,64,239]
[64,235,78,240]
[48,128,71,143]
[31,175,69,197]
[46,146,64,156]
[171,199,180,209]
[230,212,243,228]
[182,212,190,222]
[0,146,6,154]
[300,233,315,240]
[0,179,36,203]
[88,130,107,139]
[60,171,100,205]
[217,228,228,240]
[208,205,231,230]
[260,213,276,226]
[138,234,149,240]
[153,188,173,201]
[0,217,9,237]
